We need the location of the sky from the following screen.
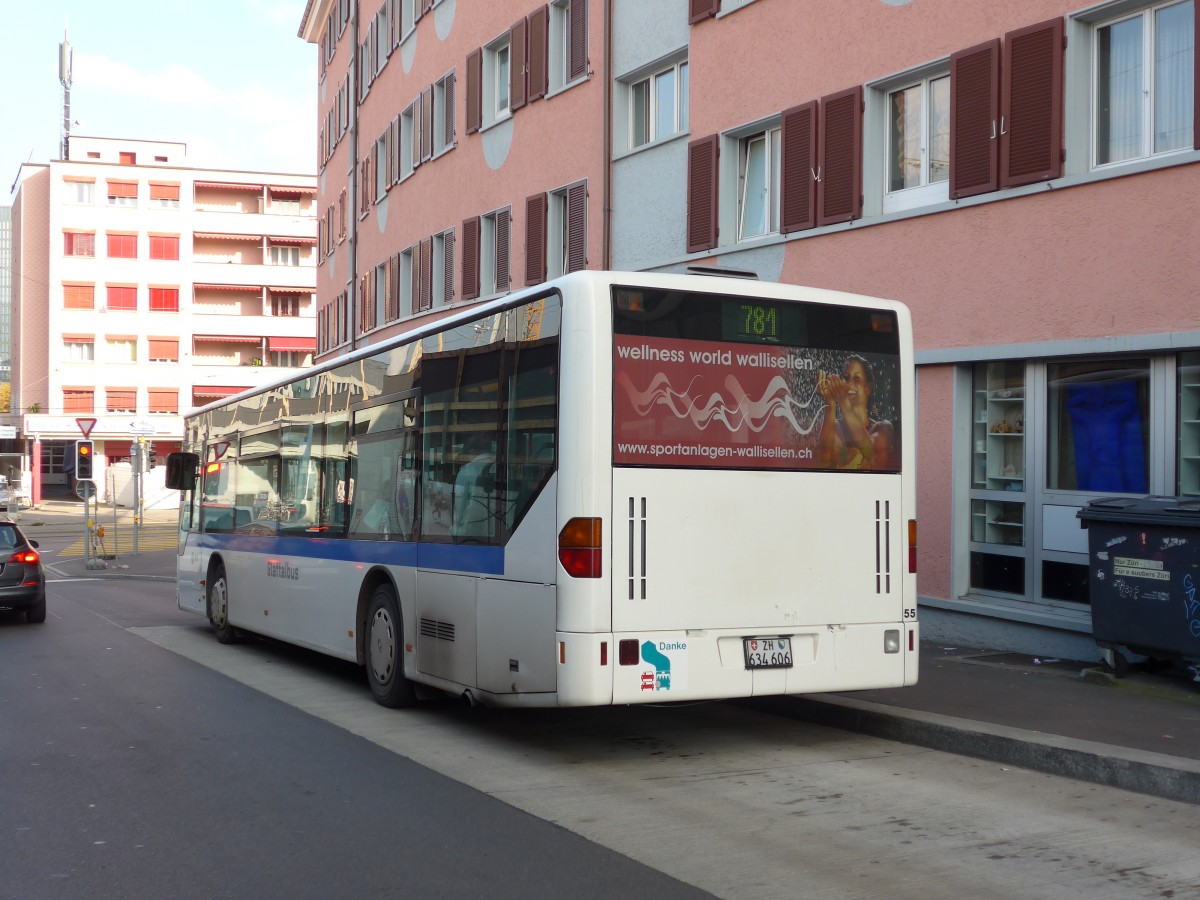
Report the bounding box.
[2,0,318,201]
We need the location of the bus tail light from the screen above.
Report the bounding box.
[618,639,639,665]
[559,517,602,578]
[908,519,917,573]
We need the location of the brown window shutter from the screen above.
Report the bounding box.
[496,209,511,292]
[462,217,481,300]
[566,181,587,273]
[686,134,719,254]
[950,39,1000,199]
[780,101,818,234]
[383,254,393,318]
[444,230,455,302]
[689,0,719,25]
[419,237,433,311]
[568,0,588,82]
[466,49,483,134]
[409,243,421,314]
[421,87,434,161]
[817,85,863,226]
[528,5,549,101]
[511,18,528,111]
[525,193,548,285]
[1000,18,1064,189]
[445,73,456,144]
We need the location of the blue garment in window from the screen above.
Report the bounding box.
[1066,381,1147,493]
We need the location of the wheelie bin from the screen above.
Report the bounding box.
[1077,496,1200,676]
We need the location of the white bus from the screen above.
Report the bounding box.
[166,270,918,708]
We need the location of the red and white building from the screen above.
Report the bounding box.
[10,136,317,502]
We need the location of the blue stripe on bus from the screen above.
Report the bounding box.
[192,533,505,575]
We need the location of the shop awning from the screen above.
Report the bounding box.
[193,334,263,344]
[193,385,246,397]
[193,232,260,241]
[268,186,317,196]
[267,235,318,245]
[268,337,316,352]
[194,181,262,191]
[267,286,314,294]
[194,283,262,292]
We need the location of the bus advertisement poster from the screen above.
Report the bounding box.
[613,334,899,472]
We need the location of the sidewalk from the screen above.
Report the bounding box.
[30,498,1200,804]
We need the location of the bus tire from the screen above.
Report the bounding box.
[365,584,417,708]
[207,563,240,645]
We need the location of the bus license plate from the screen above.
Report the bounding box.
[743,637,793,669]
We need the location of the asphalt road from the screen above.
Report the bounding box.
[4,547,1200,900]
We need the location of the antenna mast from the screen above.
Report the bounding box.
[59,29,73,160]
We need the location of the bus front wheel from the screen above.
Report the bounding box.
[207,563,240,644]
[365,584,417,708]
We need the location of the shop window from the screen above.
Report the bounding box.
[1046,358,1149,493]
[1178,350,1200,495]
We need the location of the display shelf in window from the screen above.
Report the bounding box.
[971,499,1024,547]
[970,362,1025,493]
[1178,353,1200,496]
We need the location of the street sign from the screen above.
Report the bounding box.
[0,426,16,439]
[130,419,156,436]
[76,417,97,437]
[75,479,96,500]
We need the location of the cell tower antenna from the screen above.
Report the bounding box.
[59,26,74,160]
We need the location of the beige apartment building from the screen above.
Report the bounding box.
[10,136,317,503]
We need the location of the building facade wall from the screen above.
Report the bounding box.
[301,0,1200,658]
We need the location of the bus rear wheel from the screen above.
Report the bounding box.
[365,584,417,708]
[207,563,240,645]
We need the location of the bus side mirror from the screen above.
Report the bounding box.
[165,452,200,490]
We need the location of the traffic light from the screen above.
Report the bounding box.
[145,443,156,469]
[75,440,95,480]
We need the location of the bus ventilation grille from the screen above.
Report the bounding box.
[420,618,456,642]
[875,499,892,594]
[627,496,647,600]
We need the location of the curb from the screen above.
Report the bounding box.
[754,694,1200,806]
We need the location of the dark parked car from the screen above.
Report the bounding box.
[0,520,45,623]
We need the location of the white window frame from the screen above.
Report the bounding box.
[375,133,389,200]
[546,190,570,278]
[106,338,137,364]
[1089,0,1196,170]
[434,71,456,156]
[67,181,95,205]
[400,246,415,317]
[733,124,781,242]
[484,35,512,127]
[479,207,510,297]
[63,339,94,362]
[879,70,952,214]
[375,261,387,327]
[268,245,301,267]
[401,103,416,180]
[626,57,689,151]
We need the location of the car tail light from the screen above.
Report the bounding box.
[10,549,38,565]
[558,517,602,578]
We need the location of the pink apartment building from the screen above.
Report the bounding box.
[11,137,317,503]
[298,0,1200,659]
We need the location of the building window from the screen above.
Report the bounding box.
[63,232,95,257]
[629,59,689,149]
[542,181,586,279]
[148,389,179,414]
[106,389,137,414]
[883,72,950,213]
[1047,358,1150,492]
[106,338,137,363]
[63,283,95,309]
[480,209,510,296]
[63,337,94,362]
[107,232,138,259]
[401,102,417,179]
[434,71,456,155]
[149,287,180,312]
[107,285,138,311]
[1094,1,1195,166]
[375,260,387,326]
[270,350,310,367]
[491,38,512,121]
[63,389,95,413]
[149,183,180,208]
[66,180,95,204]
[400,246,415,315]
[268,244,301,266]
[106,180,138,206]
[118,151,136,165]
[549,0,588,91]
[149,235,179,260]
[271,293,302,317]
[375,133,389,199]
[148,338,179,362]
[738,126,781,240]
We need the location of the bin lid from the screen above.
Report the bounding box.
[1077,495,1200,527]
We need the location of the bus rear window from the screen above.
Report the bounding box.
[612,287,901,472]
